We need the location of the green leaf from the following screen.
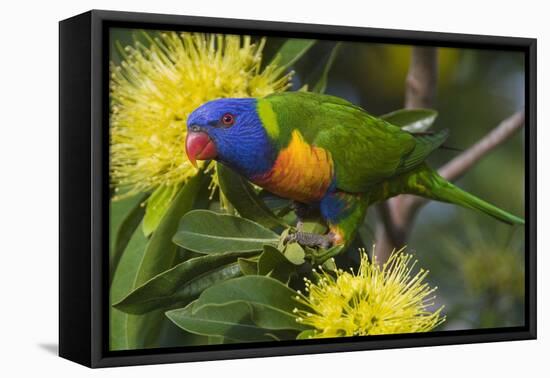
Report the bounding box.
[258,245,288,275]
[238,257,258,276]
[125,310,166,349]
[167,301,275,342]
[142,184,181,237]
[109,222,148,351]
[114,252,248,314]
[109,193,146,282]
[207,335,225,345]
[284,243,306,265]
[381,108,438,132]
[310,244,345,265]
[322,257,337,271]
[156,315,208,347]
[124,173,204,349]
[258,245,296,283]
[217,164,287,229]
[192,275,308,331]
[271,39,316,70]
[296,329,316,340]
[278,228,291,251]
[300,220,327,234]
[312,42,342,94]
[135,173,204,285]
[173,210,279,254]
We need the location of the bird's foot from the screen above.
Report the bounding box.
[284,231,333,250]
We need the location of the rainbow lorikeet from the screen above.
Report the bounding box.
[185,92,524,248]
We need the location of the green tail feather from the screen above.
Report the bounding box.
[411,166,525,225]
[378,163,525,225]
[368,163,525,225]
[430,180,525,225]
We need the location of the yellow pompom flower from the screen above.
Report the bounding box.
[110,32,292,199]
[294,248,445,338]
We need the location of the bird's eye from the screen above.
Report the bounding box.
[221,113,235,127]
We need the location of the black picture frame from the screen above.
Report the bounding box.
[59,9,537,368]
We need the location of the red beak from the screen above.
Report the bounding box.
[185,131,218,168]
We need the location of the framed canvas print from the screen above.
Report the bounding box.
[59,10,536,368]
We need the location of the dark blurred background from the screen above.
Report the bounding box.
[110,29,526,331]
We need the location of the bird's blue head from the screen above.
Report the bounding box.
[186,98,276,178]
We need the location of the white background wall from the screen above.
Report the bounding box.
[0,0,546,376]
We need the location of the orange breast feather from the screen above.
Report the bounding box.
[253,130,334,203]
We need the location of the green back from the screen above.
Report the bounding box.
[264,92,434,192]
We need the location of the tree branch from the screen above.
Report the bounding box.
[373,47,524,262]
[405,47,438,108]
[404,111,525,210]
[438,111,525,181]
[375,46,438,260]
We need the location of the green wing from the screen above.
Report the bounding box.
[265,92,447,192]
[395,130,449,174]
